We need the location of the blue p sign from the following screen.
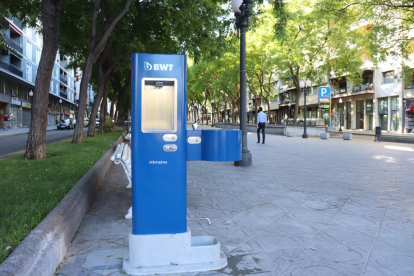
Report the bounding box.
[319,87,330,103]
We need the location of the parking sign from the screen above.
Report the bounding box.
[319,87,330,103]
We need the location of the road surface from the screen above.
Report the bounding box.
[0,128,88,157]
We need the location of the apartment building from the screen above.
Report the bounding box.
[0,14,78,128]
[241,54,414,134]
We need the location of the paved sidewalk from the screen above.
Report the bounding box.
[58,131,414,276]
[0,125,56,137]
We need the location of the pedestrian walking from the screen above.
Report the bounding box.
[257,107,267,144]
[3,113,9,131]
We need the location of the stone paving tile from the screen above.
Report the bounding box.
[59,131,414,276]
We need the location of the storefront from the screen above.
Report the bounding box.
[0,101,7,127]
[331,93,375,131]
[405,99,414,133]
[366,99,373,131]
[22,102,31,127]
[9,97,22,127]
[48,108,57,125]
[378,97,388,131]
[390,96,399,131]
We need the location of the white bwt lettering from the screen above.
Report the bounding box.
[145,62,174,71]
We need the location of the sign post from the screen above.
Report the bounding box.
[318,87,331,131]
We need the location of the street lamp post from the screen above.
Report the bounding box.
[233,0,253,167]
[29,90,33,104]
[339,98,343,132]
[288,102,291,122]
[29,90,33,125]
[59,99,63,120]
[300,78,311,139]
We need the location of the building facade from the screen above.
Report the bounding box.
[0,14,78,128]
[242,55,413,133]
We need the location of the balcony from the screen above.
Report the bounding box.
[332,88,348,95]
[279,100,293,105]
[0,60,23,77]
[8,15,22,29]
[352,84,374,93]
[59,60,68,69]
[60,75,67,85]
[404,82,414,98]
[1,34,22,54]
[405,82,414,90]
[59,90,67,99]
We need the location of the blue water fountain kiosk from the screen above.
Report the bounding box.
[123,53,241,275]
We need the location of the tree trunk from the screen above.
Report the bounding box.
[205,105,208,123]
[25,0,66,160]
[267,99,271,123]
[110,90,117,119]
[289,66,301,125]
[99,76,110,134]
[73,56,94,143]
[224,101,228,122]
[116,88,127,122]
[72,0,132,143]
[87,59,105,137]
[232,101,235,122]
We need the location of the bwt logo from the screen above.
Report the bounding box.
[144,62,173,71]
[149,161,168,164]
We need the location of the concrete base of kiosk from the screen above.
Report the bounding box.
[123,227,227,275]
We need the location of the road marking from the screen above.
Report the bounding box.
[0,142,19,147]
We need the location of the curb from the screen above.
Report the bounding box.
[0,131,126,276]
[0,128,57,139]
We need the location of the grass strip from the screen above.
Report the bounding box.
[0,131,123,264]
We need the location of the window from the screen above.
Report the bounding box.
[378,97,388,114]
[50,80,53,92]
[391,96,399,131]
[56,67,59,78]
[363,75,373,84]
[36,32,41,45]
[383,71,394,84]
[366,99,373,115]
[391,96,399,111]
[26,28,31,38]
[26,63,32,82]
[26,40,32,60]
[56,83,59,95]
[36,49,41,65]
[0,80,5,94]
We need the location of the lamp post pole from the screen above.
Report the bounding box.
[303,88,308,138]
[233,0,252,167]
[29,90,33,126]
[59,99,62,120]
[300,79,311,138]
[339,98,343,132]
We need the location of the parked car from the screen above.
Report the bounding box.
[71,118,77,126]
[57,119,74,130]
[84,118,90,127]
[96,118,100,128]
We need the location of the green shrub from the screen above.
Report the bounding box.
[104,116,114,133]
